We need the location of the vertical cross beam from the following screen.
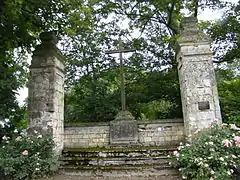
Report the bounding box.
[105,36,135,111]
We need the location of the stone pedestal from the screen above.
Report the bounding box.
[177,16,222,136]
[28,32,64,155]
[110,111,138,145]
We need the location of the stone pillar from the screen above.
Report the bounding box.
[177,16,222,136]
[28,32,64,155]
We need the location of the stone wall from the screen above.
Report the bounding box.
[64,119,184,148]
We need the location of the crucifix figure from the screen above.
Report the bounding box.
[105,36,135,111]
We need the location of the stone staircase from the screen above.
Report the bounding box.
[58,146,181,180]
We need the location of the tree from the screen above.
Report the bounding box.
[206,1,240,63]
[215,60,240,125]
[64,0,235,122]
[0,0,92,125]
[1,0,239,123]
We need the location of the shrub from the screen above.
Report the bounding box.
[0,131,59,180]
[173,123,240,180]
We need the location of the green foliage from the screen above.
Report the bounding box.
[0,0,239,125]
[173,124,240,180]
[0,0,70,121]
[0,0,97,123]
[136,100,176,120]
[65,67,182,122]
[206,1,240,63]
[0,132,59,180]
[218,77,240,125]
[65,73,120,122]
[64,0,234,123]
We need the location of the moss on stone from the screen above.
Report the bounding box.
[63,146,177,153]
[114,110,135,121]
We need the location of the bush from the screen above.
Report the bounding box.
[173,123,240,180]
[0,131,59,180]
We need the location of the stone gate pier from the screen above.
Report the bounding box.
[28,32,64,155]
[177,16,222,136]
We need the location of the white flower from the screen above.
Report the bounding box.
[210,177,214,180]
[232,155,237,159]
[22,150,29,156]
[34,130,38,134]
[185,143,190,147]
[178,146,184,150]
[210,170,215,175]
[227,170,232,175]
[37,135,42,139]
[194,129,201,134]
[14,129,18,133]
[208,142,214,145]
[35,168,40,171]
[182,175,187,179]
[194,159,199,163]
[219,157,224,161]
[2,136,8,140]
[15,136,22,141]
[204,163,209,168]
[173,150,179,157]
[210,148,215,152]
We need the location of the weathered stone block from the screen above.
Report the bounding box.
[110,111,138,145]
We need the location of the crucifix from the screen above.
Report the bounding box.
[105,36,135,111]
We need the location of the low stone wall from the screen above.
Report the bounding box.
[64,119,184,148]
[138,119,184,146]
[64,124,109,148]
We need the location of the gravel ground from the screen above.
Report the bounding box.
[41,169,181,180]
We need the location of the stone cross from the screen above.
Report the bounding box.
[105,36,135,111]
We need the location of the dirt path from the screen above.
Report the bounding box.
[42,169,181,180]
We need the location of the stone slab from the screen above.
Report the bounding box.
[110,119,138,145]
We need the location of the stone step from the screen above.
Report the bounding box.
[60,156,171,166]
[62,146,176,158]
[60,146,177,172]
[61,164,174,171]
